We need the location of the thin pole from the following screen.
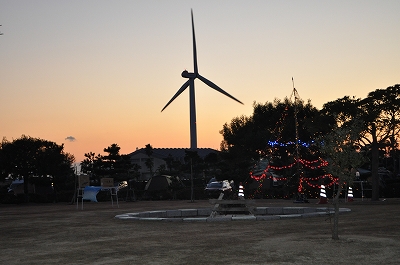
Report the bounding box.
[292,78,300,167]
[292,78,304,199]
[190,158,194,202]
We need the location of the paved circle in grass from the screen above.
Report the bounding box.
[115,206,351,222]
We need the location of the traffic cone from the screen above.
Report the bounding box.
[347,187,354,202]
[238,182,245,199]
[317,185,328,204]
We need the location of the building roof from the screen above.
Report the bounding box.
[128,148,219,160]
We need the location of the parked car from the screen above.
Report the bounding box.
[205,180,232,191]
[204,179,234,199]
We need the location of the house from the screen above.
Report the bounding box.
[128,148,218,180]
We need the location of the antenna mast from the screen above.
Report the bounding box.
[291,77,306,200]
[292,77,300,164]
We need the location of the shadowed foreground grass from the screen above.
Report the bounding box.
[1,198,399,264]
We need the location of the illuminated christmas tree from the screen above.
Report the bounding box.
[248,81,337,200]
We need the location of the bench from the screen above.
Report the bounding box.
[209,193,255,217]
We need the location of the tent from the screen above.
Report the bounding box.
[145,175,173,191]
[143,175,179,200]
[8,179,53,195]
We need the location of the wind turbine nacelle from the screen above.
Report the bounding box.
[181,70,196,78]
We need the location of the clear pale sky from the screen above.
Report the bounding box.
[1,0,399,163]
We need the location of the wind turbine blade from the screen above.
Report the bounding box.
[198,75,244,105]
[161,80,191,112]
[191,9,198,75]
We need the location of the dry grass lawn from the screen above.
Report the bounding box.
[1,198,400,264]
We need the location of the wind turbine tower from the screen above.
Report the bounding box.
[161,10,243,150]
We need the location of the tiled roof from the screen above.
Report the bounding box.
[128,148,218,160]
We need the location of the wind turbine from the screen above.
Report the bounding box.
[161,9,243,150]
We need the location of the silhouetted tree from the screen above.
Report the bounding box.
[145,144,154,177]
[220,98,330,184]
[81,144,134,182]
[80,152,102,184]
[322,84,400,200]
[0,135,74,202]
[164,154,174,173]
[318,122,365,240]
[102,143,121,177]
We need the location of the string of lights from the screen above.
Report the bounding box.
[248,85,337,198]
[267,140,315,148]
[251,157,328,176]
[250,166,338,190]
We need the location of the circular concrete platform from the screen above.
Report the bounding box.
[115,206,351,222]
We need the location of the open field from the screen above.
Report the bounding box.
[1,198,400,265]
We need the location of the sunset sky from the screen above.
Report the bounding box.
[1,1,399,163]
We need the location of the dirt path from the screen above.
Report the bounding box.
[1,199,399,264]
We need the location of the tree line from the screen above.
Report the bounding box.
[1,84,399,203]
[0,135,75,202]
[220,84,400,201]
[80,143,136,185]
[80,143,221,185]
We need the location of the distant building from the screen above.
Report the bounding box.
[128,148,218,180]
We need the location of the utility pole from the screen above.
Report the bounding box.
[292,78,300,167]
[291,78,307,202]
